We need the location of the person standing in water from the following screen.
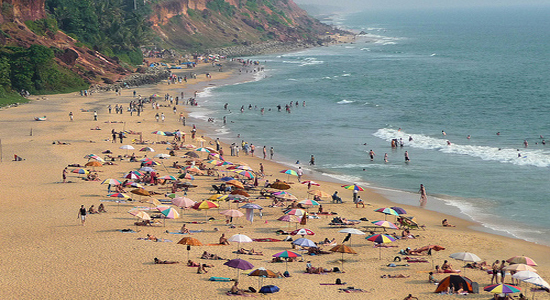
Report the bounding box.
[419,184,427,207]
[384,153,388,163]
[404,151,410,162]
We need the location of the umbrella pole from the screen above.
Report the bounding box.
[379,247,381,260]
[341,252,344,272]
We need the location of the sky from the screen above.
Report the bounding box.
[293,0,550,11]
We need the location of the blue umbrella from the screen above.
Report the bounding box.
[292,238,317,248]
[259,285,279,294]
[240,203,263,210]
[220,176,235,182]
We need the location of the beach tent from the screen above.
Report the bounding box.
[435,275,474,293]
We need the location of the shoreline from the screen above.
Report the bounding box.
[183,63,550,248]
[1,54,549,299]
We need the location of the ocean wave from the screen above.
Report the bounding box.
[341,74,351,77]
[319,172,369,186]
[337,100,355,104]
[374,128,550,167]
[360,48,371,51]
[197,87,215,98]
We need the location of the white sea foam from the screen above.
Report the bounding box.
[197,87,215,98]
[360,48,371,51]
[341,74,351,77]
[337,100,355,104]
[374,128,550,167]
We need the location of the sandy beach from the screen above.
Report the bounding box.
[1,60,549,300]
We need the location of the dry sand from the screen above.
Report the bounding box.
[0,61,548,300]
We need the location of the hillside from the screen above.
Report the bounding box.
[0,0,340,101]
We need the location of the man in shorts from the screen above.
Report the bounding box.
[78,205,87,225]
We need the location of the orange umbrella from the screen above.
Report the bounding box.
[231,190,250,197]
[226,180,244,189]
[131,188,150,196]
[177,237,203,246]
[85,161,103,167]
[270,181,291,190]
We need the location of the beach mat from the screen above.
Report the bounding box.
[167,230,204,234]
[209,277,232,282]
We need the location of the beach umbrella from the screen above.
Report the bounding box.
[226,180,244,189]
[449,252,482,262]
[224,258,254,280]
[182,144,196,149]
[220,176,235,182]
[205,159,223,165]
[125,181,144,188]
[208,194,225,201]
[273,250,301,272]
[290,228,315,236]
[85,161,103,170]
[101,178,121,186]
[374,207,399,219]
[228,234,253,244]
[130,211,151,221]
[119,145,134,156]
[139,167,155,172]
[108,192,131,199]
[234,170,255,179]
[220,209,244,218]
[307,189,331,198]
[143,160,161,166]
[341,184,364,191]
[186,166,204,174]
[159,175,177,181]
[157,206,180,219]
[152,130,166,136]
[277,215,300,223]
[193,200,219,221]
[178,173,195,180]
[131,188,150,196]
[292,238,317,248]
[371,220,399,229]
[285,209,306,216]
[270,181,290,190]
[146,198,161,207]
[366,234,396,259]
[249,268,278,278]
[140,147,155,152]
[85,154,105,162]
[505,264,537,272]
[240,203,263,210]
[484,284,521,294]
[390,206,407,215]
[507,256,537,266]
[177,237,203,246]
[231,190,250,197]
[154,153,171,159]
[195,147,210,153]
[259,285,279,294]
[184,151,200,158]
[512,271,541,282]
[298,199,320,206]
[227,194,248,201]
[523,276,550,290]
[301,180,320,187]
[172,197,196,209]
[123,171,140,180]
[338,228,366,247]
[275,192,297,201]
[329,244,357,271]
[205,147,218,154]
[72,168,89,175]
[280,169,298,181]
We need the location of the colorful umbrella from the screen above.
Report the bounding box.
[374,207,399,220]
[234,170,255,179]
[285,209,306,216]
[483,284,521,294]
[506,256,537,266]
[280,169,298,181]
[248,268,278,278]
[195,147,210,153]
[152,131,166,136]
[504,264,537,272]
[107,193,131,199]
[160,175,177,181]
[366,233,396,259]
[157,206,180,219]
[390,206,407,214]
[220,176,235,182]
[193,200,219,210]
[273,250,301,272]
[371,220,399,229]
[301,180,320,187]
[298,199,320,206]
[342,184,364,191]
[178,173,195,180]
[101,178,121,185]
[277,215,300,223]
[72,168,89,174]
[123,172,140,180]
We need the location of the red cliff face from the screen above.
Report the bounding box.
[0,0,46,24]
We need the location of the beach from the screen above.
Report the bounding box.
[1,59,549,300]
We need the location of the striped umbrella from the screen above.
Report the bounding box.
[285,209,306,216]
[234,169,255,179]
[101,178,121,185]
[290,228,315,236]
[280,169,298,181]
[371,220,399,229]
[483,284,521,294]
[72,168,89,174]
[273,250,301,272]
[506,256,537,266]
[123,171,140,180]
[342,184,364,191]
[160,175,177,181]
[298,199,320,206]
[366,234,396,259]
[374,207,399,220]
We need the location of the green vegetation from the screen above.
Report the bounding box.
[24,18,58,36]
[0,45,88,96]
[46,0,154,65]
[206,0,236,18]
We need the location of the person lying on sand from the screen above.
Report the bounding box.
[154,257,179,264]
[381,274,410,278]
[134,220,153,226]
[55,141,71,145]
[197,263,209,274]
[306,266,332,274]
[146,234,161,242]
[321,238,336,246]
[435,265,460,273]
[201,251,224,260]
[442,219,456,227]
[237,248,263,255]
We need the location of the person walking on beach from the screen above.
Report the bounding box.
[78,205,87,225]
[161,113,165,122]
[263,146,267,160]
[419,184,427,207]
[297,167,303,182]
[93,111,98,121]
[69,112,73,121]
[270,147,274,159]
[62,167,68,183]
[404,151,410,162]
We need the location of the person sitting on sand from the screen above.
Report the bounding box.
[441,260,452,271]
[429,272,438,283]
[381,274,410,278]
[229,280,244,295]
[154,257,179,264]
[98,203,107,213]
[219,233,230,245]
[88,205,99,214]
[180,224,190,234]
[442,219,456,227]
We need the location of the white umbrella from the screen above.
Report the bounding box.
[524,276,550,290]
[449,252,482,262]
[512,271,541,281]
[119,145,135,150]
[505,264,537,272]
[228,234,253,243]
[154,153,171,159]
[338,228,366,235]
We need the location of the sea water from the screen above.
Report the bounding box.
[188,5,550,246]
